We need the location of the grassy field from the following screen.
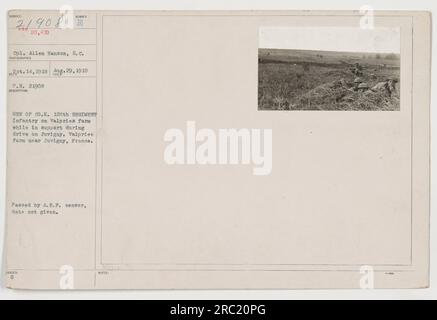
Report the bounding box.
[258,49,400,111]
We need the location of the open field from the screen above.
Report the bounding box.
[258,49,400,111]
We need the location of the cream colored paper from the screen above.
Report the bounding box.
[4,10,431,290]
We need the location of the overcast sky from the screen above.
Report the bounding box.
[259,27,400,54]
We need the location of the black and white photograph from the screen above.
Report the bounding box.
[258,27,401,111]
[0,1,435,302]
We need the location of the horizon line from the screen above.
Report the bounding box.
[259,47,401,55]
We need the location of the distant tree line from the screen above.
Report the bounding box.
[361,53,399,60]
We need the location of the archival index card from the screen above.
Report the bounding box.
[5,10,431,289]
